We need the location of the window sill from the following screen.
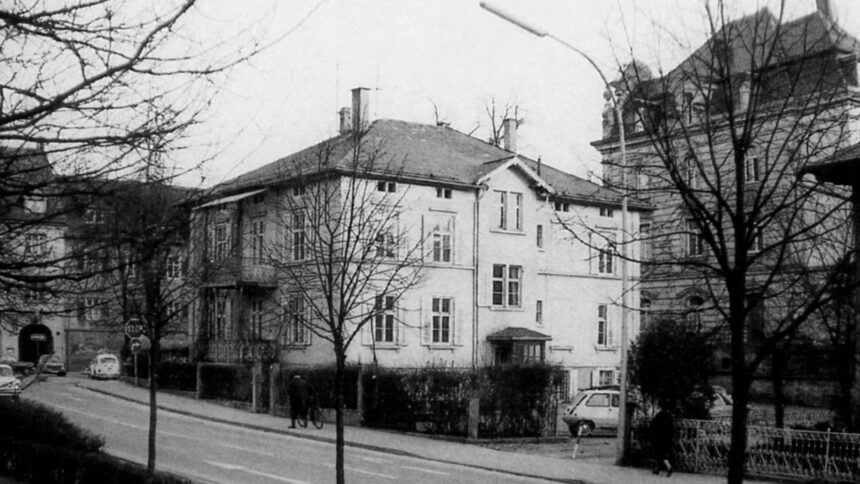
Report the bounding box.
[489,228,526,236]
[370,344,402,351]
[489,306,524,312]
[424,344,457,350]
[594,346,618,352]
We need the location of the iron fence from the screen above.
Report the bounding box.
[675,419,860,482]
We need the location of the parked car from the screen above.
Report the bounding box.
[562,386,736,436]
[0,355,34,377]
[562,386,620,436]
[84,353,120,380]
[37,354,67,376]
[0,364,22,399]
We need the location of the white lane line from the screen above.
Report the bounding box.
[57,392,87,402]
[362,456,390,463]
[223,442,275,456]
[206,460,309,484]
[401,465,450,475]
[52,403,147,430]
[324,462,396,480]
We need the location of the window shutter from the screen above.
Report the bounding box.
[76,298,85,322]
[453,298,462,346]
[451,217,458,265]
[420,299,429,345]
[590,369,598,388]
[361,304,372,346]
[397,303,407,346]
[420,214,426,262]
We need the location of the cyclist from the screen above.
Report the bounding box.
[288,374,309,428]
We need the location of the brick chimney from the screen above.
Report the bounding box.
[352,87,371,131]
[503,118,517,153]
[339,107,352,134]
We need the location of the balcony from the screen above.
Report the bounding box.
[202,256,277,288]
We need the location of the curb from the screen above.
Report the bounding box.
[79,384,586,484]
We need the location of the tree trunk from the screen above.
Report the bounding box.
[772,347,786,429]
[147,337,159,474]
[335,343,346,484]
[728,287,749,484]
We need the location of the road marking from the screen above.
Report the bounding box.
[401,465,450,475]
[51,403,148,430]
[223,442,275,456]
[362,456,390,463]
[205,461,309,484]
[324,462,396,479]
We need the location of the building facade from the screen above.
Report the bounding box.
[190,88,648,398]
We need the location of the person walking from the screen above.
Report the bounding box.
[650,402,675,477]
[288,374,309,428]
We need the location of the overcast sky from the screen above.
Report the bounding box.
[181,0,860,188]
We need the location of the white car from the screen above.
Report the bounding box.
[0,364,22,399]
[84,353,120,380]
[562,387,620,436]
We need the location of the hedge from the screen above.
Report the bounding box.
[0,399,189,484]
[157,362,197,392]
[199,363,253,402]
[477,365,564,438]
[275,365,360,409]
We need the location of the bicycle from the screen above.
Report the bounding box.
[308,402,324,429]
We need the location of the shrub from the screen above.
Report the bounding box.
[275,365,360,409]
[477,364,563,438]
[157,362,197,392]
[199,363,252,402]
[0,399,103,452]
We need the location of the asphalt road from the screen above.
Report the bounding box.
[25,376,556,484]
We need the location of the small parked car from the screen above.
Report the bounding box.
[84,353,120,380]
[0,364,22,399]
[562,386,620,436]
[37,354,67,376]
[0,355,34,377]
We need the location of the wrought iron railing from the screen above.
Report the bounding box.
[205,339,279,363]
[673,419,860,482]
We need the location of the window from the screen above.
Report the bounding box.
[85,297,103,321]
[84,208,106,224]
[376,181,396,193]
[553,201,570,212]
[431,297,452,344]
[24,196,46,214]
[683,155,699,189]
[492,264,522,307]
[283,296,309,346]
[373,295,396,343]
[599,207,614,218]
[598,370,616,387]
[435,187,452,199]
[598,242,614,274]
[640,298,652,332]
[495,190,523,231]
[597,304,614,348]
[24,232,47,257]
[536,225,544,249]
[214,296,227,339]
[250,218,265,263]
[214,224,230,262]
[536,300,543,325]
[745,155,761,183]
[639,223,652,261]
[686,220,705,257]
[289,212,305,261]
[83,252,101,273]
[430,216,453,263]
[686,296,704,327]
[166,254,182,279]
[249,299,264,339]
[751,225,764,253]
[586,393,610,407]
[375,227,396,259]
[166,300,187,325]
[292,185,306,197]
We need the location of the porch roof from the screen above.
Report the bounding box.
[486,327,552,342]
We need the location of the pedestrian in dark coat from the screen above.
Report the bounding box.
[650,404,675,476]
[288,374,309,428]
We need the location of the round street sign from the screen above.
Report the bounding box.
[124,318,145,339]
[129,335,151,353]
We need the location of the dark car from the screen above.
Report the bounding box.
[37,354,67,376]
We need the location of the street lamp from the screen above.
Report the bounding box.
[480,2,632,463]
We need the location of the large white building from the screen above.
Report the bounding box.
[190,88,648,398]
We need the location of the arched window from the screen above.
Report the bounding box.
[683,154,699,189]
[685,295,704,328]
[640,297,652,332]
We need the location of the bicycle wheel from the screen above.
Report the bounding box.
[298,408,308,428]
[311,406,324,429]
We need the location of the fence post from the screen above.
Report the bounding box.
[196,362,203,399]
[468,397,480,440]
[824,427,831,476]
[356,364,364,427]
[269,363,279,416]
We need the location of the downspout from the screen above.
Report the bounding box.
[472,187,481,368]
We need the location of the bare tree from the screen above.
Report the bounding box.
[596,3,858,481]
[484,97,525,147]
[0,0,256,331]
[268,132,425,484]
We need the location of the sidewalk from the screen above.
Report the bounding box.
[78,379,749,484]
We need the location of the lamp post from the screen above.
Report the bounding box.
[480,2,631,463]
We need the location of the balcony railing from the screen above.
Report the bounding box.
[202,256,277,287]
[204,338,279,363]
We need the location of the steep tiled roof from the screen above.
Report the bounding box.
[210,119,648,210]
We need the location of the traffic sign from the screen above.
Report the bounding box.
[125,318,145,338]
[30,333,47,342]
[130,338,143,353]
